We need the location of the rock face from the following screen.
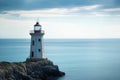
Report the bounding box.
[0,59,65,80]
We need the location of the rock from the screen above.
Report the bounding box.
[0,59,65,80]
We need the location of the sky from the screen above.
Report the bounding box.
[0,0,120,39]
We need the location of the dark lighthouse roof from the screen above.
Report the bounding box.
[34,22,41,26]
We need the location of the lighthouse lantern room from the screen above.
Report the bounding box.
[29,22,45,60]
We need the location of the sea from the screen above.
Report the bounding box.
[0,39,120,80]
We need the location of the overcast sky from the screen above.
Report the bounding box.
[0,0,120,39]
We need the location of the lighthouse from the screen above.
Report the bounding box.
[28,22,45,61]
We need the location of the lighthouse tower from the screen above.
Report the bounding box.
[29,22,45,60]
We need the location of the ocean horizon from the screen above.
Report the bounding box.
[0,39,120,80]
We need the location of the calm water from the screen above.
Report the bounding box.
[0,39,120,80]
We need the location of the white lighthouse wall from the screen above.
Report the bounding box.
[30,34,43,58]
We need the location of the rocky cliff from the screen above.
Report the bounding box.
[0,59,65,80]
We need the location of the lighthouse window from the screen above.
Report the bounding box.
[31,51,34,57]
[38,39,41,42]
[32,40,34,45]
[38,49,41,52]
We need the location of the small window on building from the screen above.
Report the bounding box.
[38,39,41,42]
[32,40,34,45]
[38,49,41,52]
[31,51,34,57]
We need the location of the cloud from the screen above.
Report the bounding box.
[0,0,120,17]
[0,0,119,11]
[91,12,110,16]
[101,8,120,16]
[0,0,93,11]
[0,5,101,18]
[104,8,120,11]
[0,0,120,39]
